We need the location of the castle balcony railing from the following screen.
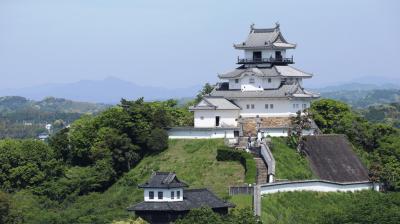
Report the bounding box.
[237,56,294,65]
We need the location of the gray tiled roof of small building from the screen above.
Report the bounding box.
[138,172,188,189]
[127,188,235,211]
[218,65,312,79]
[234,24,296,49]
[210,84,319,99]
[189,97,240,110]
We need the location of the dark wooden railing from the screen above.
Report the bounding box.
[237,56,294,64]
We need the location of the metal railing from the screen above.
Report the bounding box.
[237,56,294,64]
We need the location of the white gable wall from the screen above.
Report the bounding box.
[194,110,239,128]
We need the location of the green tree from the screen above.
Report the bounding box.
[0,191,11,224]
[288,109,312,148]
[310,99,351,133]
[226,208,262,224]
[146,128,169,153]
[0,139,63,192]
[48,127,70,162]
[91,127,140,173]
[174,207,223,224]
[195,83,214,104]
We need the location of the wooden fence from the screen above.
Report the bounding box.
[229,185,254,195]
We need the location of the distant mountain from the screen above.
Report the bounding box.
[321,89,400,108]
[0,96,109,116]
[0,96,109,139]
[313,82,400,93]
[0,77,201,103]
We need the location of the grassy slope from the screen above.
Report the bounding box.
[270,137,315,180]
[12,139,245,224]
[261,191,400,224]
[229,195,252,210]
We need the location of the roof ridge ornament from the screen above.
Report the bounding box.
[275,22,280,31]
[250,23,255,33]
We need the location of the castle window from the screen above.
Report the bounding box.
[177,191,180,199]
[268,78,271,83]
[251,104,255,109]
[249,78,255,84]
[246,104,250,109]
[149,191,154,199]
[158,191,163,200]
[302,104,307,109]
[235,79,239,83]
[171,191,174,199]
[270,104,274,109]
[200,116,204,120]
[265,104,269,109]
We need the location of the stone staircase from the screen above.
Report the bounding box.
[250,147,268,185]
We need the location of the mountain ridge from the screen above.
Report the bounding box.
[0,76,201,104]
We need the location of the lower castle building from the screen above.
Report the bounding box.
[127,172,234,224]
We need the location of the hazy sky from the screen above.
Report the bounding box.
[1,0,399,89]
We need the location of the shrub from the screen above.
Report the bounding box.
[0,191,10,224]
[217,147,256,184]
[146,128,169,153]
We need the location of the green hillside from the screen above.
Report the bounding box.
[361,102,400,128]
[270,138,315,180]
[0,96,110,139]
[8,139,246,223]
[261,191,400,224]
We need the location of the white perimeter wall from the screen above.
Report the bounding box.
[233,98,310,117]
[194,110,239,128]
[260,181,377,195]
[144,188,183,202]
[259,128,315,137]
[168,128,235,139]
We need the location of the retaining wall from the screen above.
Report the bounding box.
[259,180,379,195]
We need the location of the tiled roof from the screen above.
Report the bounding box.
[234,23,296,49]
[218,65,312,79]
[210,84,320,99]
[189,97,240,110]
[275,65,313,77]
[127,188,235,211]
[138,172,188,189]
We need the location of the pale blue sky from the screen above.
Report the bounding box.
[0,0,399,89]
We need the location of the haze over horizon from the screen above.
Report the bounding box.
[1,0,399,91]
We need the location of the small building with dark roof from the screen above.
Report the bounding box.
[127,172,234,224]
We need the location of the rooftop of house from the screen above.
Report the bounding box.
[127,188,235,212]
[138,172,189,189]
[234,23,296,50]
[210,83,320,99]
[218,65,313,79]
[189,97,240,111]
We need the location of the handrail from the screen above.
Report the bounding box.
[260,142,275,177]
